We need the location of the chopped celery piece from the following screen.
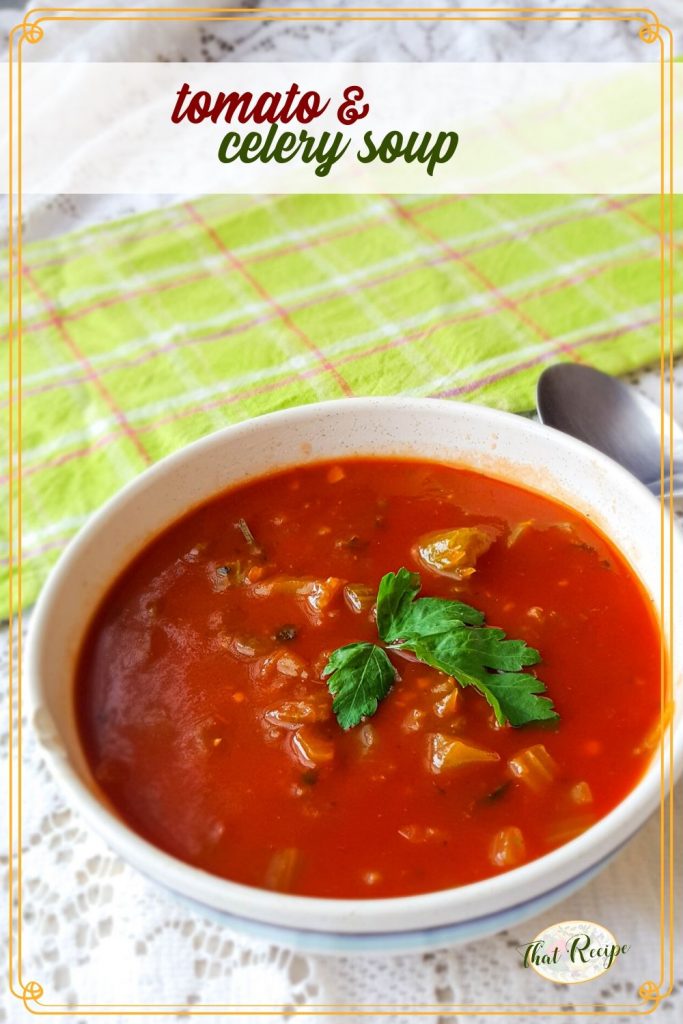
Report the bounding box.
[414,525,498,580]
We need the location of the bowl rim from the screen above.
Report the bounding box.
[26,396,682,935]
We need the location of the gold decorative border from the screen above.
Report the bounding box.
[6,5,675,1016]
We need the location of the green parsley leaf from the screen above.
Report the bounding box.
[476,673,559,727]
[376,568,421,642]
[394,596,486,638]
[409,632,557,727]
[377,569,483,642]
[411,626,541,670]
[322,642,397,730]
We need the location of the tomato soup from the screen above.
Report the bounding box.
[75,459,661,899]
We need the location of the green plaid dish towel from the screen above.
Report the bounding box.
[2,193,681,615]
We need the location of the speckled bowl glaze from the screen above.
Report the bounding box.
[27,398,682,955]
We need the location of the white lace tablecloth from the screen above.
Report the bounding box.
[2,2,682,1019]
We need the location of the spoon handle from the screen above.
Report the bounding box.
[665,476,683,500]
[644,474,683,500]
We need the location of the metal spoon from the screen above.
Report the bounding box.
[536,363,683,499]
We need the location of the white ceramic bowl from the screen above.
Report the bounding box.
[27,398,682,954]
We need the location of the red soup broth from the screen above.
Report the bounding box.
[75,459,661,899]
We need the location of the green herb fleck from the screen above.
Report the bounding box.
[481,782,510,804]
[235,517,263,556]
[275,625,298,642]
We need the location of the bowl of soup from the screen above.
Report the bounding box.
[27,397,681,953]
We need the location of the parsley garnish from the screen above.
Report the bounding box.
[322,567,558,730]
[321,642,397,731]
